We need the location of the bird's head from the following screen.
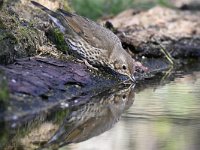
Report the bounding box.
[111,49,135,82]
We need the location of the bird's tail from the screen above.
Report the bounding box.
[31,1,57,17]
[31,1,67,33]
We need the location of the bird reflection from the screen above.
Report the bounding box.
[42,84,135,149]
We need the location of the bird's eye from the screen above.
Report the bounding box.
[122,65,127,70]
[122,95,126,99]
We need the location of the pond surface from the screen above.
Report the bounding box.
[1,65,200,150]
[63,67,200,150]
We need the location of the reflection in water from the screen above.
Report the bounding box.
[0,84,135,150]
[44,85,135,149]
[66,70,200,150]
[1,66,200,150]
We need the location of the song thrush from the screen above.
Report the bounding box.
[31,1,135,81]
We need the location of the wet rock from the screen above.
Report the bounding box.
[106,6,200,67]
[0,57,124,122]
[170,0,200,10]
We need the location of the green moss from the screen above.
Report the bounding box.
[13,24,39,57]
[0,1,72,63]
[0,30,16,42]
[0,8,41,60]
[53,109,69,124]
[47,28,69,53]
[0,22,18,64]
[17,26,34,44]
[0,73,9,102]
[0,123,9,150]
[0,20,5,29]
[0,34,17,64]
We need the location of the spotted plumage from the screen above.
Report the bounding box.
[31,1,136,81]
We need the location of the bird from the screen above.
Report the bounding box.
[31,1,136,81]
[39,85,135,149]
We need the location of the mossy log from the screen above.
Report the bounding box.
[0,0,71,64]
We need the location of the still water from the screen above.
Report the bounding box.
[1,66,200,150]
[63,69,200,150]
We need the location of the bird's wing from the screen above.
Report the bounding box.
[31,1,122,51]
[58,9,122,51]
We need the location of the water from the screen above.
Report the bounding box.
[63,69,200,150]
[1,66,200,150]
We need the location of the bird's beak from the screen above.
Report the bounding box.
[130,75,136,82]
[123,75,135,84]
